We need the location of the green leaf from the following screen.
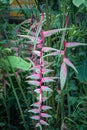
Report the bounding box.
[84,1,87,7]
[10,0,14,4]
[5,56,31,71]
[76,57,87,83]
[0,122,5,127]
[69,96,78,105]
[73,0,85,7]
[1,0,14,4]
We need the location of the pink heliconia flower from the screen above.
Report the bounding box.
[31,116,40,120]
[40,120,49,126]
[41,113,51,118]
[27,80,40,86]
[27,13,69,128]
[60,62,67,90]
[42,47,59,52]
[64,57,78,73]
[28,109,40,113]
[41,105,52,110]
[26,73,40,79]
[66,42,87,48]
[43,28,69,37]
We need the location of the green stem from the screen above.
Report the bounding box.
[83,84,87,96]
[66,81,71,116]
[61,92,64,125]
[2,97,11,130]
[6,67,28,130]
[67,91,71,116]
[39,125,42,130]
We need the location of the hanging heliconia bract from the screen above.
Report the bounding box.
[26,13,58,127]
[18,13,87,128]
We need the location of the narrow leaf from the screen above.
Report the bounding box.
[41,113,51,118]
[66,42,87,48]
[60,62,67,90]
[64,57,78,73]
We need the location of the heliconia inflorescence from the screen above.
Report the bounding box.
[18,13,87,128]
[26,13,58,127]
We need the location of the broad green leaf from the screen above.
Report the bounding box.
[10,0,14,4]
[0,122,5,127]
[1,0,13,4]
[76,58,87,83]
[73,0,85,7]
[84,1,87,7]
[69,96,78,105]
[5,56,31,71]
